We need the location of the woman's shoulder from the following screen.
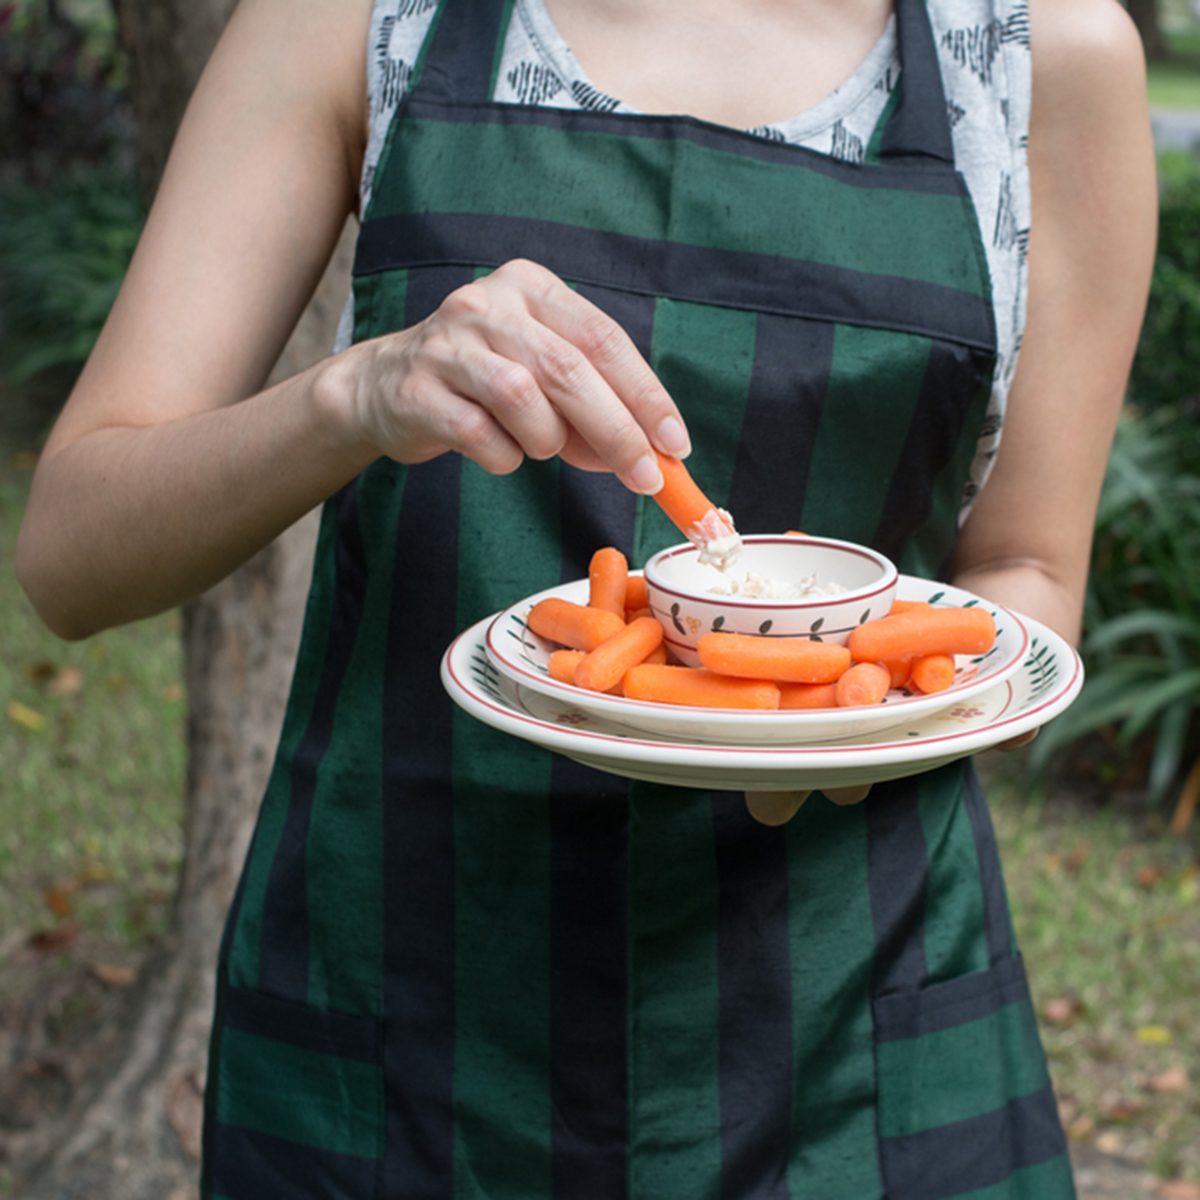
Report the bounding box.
[1028,0,1145,97]
[220,0,376,167]
[1026,0,1148,175]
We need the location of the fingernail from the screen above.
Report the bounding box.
[629,453,664,494]
[655,416,691,458]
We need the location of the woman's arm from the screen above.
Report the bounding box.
[15,0,372,638]
[746,0,1159,828]
[16,0,690,641]
[951,0,1158,643]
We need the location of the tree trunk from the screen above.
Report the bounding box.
[11,2,355,1195]
[1126,0,1168,63]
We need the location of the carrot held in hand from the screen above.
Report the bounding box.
[588,547,628,616]
[835,662,891,708]
[909,653,956,694]
[527,598,626,651]
[575,617,664,693]
[848,605,995,662]
[697,631,850,684]
[623,664,781,709]
[651,452,741,567]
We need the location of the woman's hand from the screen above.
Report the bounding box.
[744,785,871,826]
[344,258,691,493]
[742,732,1039,825]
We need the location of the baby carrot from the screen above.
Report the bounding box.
[777,681,839,709]
[888,599,932,615]
[527,598,626,651]
[575,617,664,694]
[643,643,668,666]
[652,451,717,538]
[626,606,654,622]
[697,632,851,684]
[588,547,628,616]
[883,658,913,689]
[548,649,586,685]
[548,648,624,694]
[625,574,648,613]
[835,661,891,708]
[623,664,781,709]
[909,653,956,694]
[848,606,996,663]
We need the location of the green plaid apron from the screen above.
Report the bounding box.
[201,1,1074,1196]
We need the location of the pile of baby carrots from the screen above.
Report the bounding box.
[527,547,996,710]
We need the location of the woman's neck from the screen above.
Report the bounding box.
[542,0,895,129]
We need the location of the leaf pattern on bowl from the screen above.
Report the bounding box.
[670,602,686,637]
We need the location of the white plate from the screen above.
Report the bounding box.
[483,575,1030,744]
[442,610,1083,792]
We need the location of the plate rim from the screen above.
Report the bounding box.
[444,612,1083,769]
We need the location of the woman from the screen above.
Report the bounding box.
[17,0,1155,1195]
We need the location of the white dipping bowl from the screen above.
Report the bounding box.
[643,535,898,666]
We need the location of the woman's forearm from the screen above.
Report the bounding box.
[15,351,375,640]
[951,559,1084,648]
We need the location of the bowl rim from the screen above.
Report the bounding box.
[643,534,898,611]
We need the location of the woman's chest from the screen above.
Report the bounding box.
[541,0,895,129]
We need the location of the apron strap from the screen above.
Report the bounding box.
[414,0,955,167]
[878,0,956,165]
[412,0,515,103]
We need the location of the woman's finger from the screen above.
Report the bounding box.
[823,784,872,807]
[408,380,526,475]
[557,427,611,473]
[995,729,1039,751]
[744,791,811,826]
[496,260,691,455]
[489,314,665,493]
[445,347,570,462]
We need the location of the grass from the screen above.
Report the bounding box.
[0,424,184,980]
[1,407,1198,1185]
[1148,28,1200,109]
[989,763,1200,1183]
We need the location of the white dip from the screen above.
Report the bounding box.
[689,509,844,597]
[706,571,846,599]
[690,507,744,572]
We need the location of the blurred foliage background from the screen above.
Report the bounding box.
[1,0,1199,1190]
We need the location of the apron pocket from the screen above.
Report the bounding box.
[205,983,384,1200]
[872,955,1072,1200]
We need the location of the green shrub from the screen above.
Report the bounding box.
[0,165,143,388]
[1032,154,1200,809]
[1129,152,1200,419]
[1033,408,1200,805]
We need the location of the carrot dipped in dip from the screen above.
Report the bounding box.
[651,451,742,570]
